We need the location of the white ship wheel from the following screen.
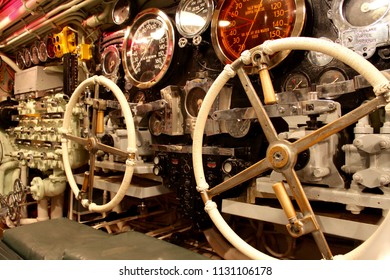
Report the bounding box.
[192,37,390,259]
[61,75,137,213]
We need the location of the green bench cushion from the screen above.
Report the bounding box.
[2,218,207,260]
[2,218,108,260]
[63,230,208,260]
[0,240,23,260]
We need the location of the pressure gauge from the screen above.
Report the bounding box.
[342,0,390,27]
[112,0,133,25]
[16,51,26,70]
[46,36,56,59]
[22,48,32,68]
[185,86,206,118]
[307,37,334,66]
[101,45,121,77]
[284,72,311,92]
[149,111,165,136]
[211,0,306,68]
[123,8,175,89]
[31,45,40,65]
[38,41,48,62]
[175,0,214,38]
[318,68,347,85]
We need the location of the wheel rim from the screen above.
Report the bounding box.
[61,75,137,213]
[192,37,390,260]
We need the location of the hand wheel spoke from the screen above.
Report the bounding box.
[237,68,279,143]
[208,158,272,198]
[292,96,387,153]
[281,168,333,260]
[62,133,88,146]
[95,142,130,158]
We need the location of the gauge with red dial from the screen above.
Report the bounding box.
[211,0,306,68]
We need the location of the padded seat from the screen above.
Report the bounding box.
[0,240,22,260]
[2,218,207,260]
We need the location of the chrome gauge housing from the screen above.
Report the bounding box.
[330,0,390,58]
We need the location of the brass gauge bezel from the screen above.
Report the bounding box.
[211,0,306,70]
[101,45,121,77]
[122,8,175,89]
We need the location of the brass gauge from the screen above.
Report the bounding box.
[284,72,311,92]
[31,45,40,65]
[123,8,175,89]
[101,45,121,77]
[175,0,214,38]
[112,0,133,25]
[22,48,32,68]
[16,51,26,70]
[211,0,306,69]
[38,41,48,62]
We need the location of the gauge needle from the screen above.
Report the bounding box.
[240,0,264,53]
[136,38,153,70]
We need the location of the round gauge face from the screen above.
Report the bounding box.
[123,8,175,89]
[211,0,306,68]
[46,36,56,59]
[284,72,311,92]
[342,0,390,27]
[318,68,347,85]
[38,41,48,62]
[185,87,206,117]
[16,51,26,70]
[31,45,40,65]
[23,48,32,68]
[112,0,132,25]
[149,111,165,136]
[175,0,214,38]
[101,45,121,76]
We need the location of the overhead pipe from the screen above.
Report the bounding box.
[0,0,104,49]
[0,0,48,33]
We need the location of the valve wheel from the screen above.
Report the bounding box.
[192,37,390,260]
[61,75,137,213]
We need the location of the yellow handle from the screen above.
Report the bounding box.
[272,182,297,220]
[259,68,277,105]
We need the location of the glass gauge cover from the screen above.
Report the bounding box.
[112,0,132,25]
[343,0,390,27]
[31,45,40,65]
[284,72,311,92]
[16,51,26,70]
[101,45,121,77]
[185,86,206,118]
[175,0,214,38]
[123,8,175,89]
[307,37,334,66]
[38,41,48,62]
[318,68,347,85]
[22,48,32,68]
[211,0,306,68]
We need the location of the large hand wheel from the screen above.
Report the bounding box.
[192,37,390,260]
[61,75,137,213]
